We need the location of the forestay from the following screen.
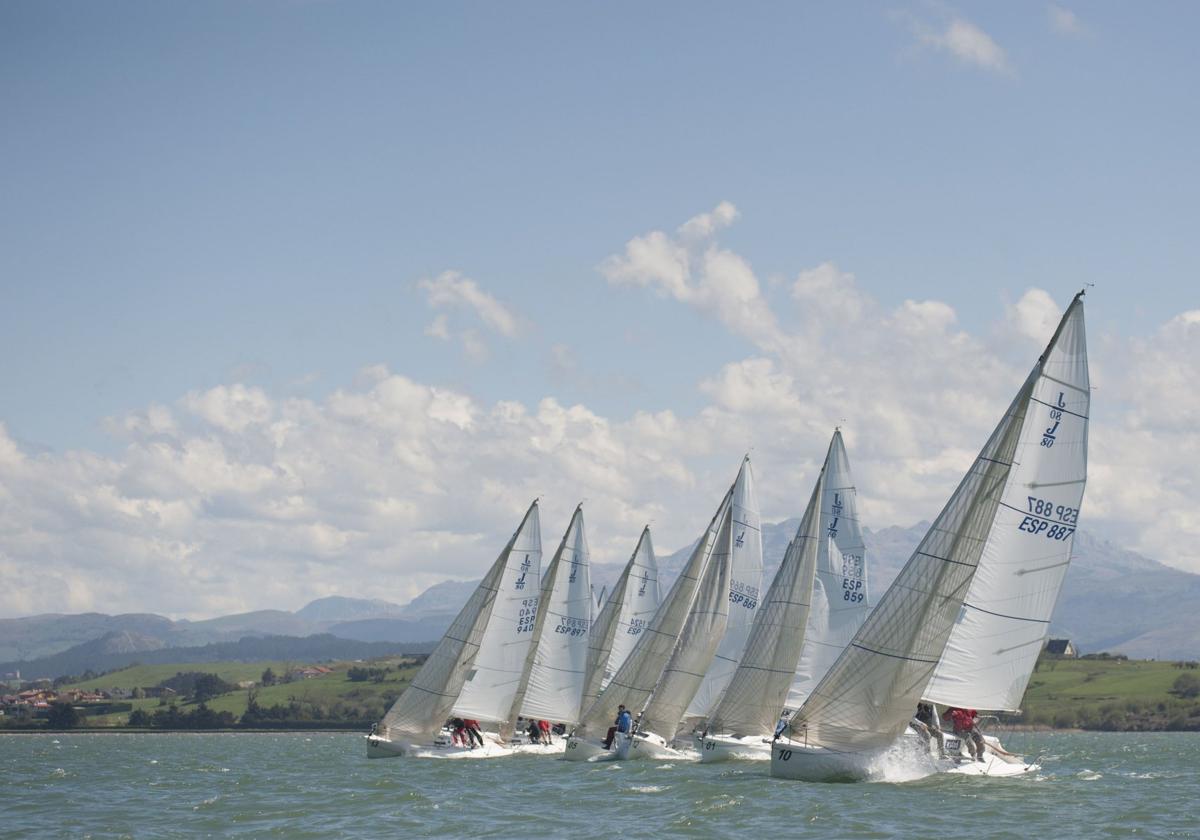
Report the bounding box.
[377,501,539,742]
[925,294,1089,712]
[787,431,870,710]
[505,505,593,732]
[574,490,731,738]
[706,456,825,738]
[639,500,734,739]
[580,527,658,714]
[686,457,763,719]
[452,504,543,723]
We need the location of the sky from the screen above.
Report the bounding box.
[1,1,1197,619]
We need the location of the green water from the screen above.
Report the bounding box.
[2,731,1195,838]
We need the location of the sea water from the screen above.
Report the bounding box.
[2,731,1195,838]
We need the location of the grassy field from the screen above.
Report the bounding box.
[38,654,1200,731]
[65,657,422,727]
[1018,657,1200,730]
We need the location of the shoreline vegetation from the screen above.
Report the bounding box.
[4,653,1199,734]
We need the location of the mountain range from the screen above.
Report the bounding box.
[3,522,1198,680]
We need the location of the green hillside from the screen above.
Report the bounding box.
[1017,657,1200,730]
[55,656,421,728]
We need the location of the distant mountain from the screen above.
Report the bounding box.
[4,522,1198,678]
[651,522,1200,661]
[294,596,405,624]
[0,634,435,681]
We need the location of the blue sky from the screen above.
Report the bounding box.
[1,2,1197,617]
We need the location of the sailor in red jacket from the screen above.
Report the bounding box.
[942,707,985,763]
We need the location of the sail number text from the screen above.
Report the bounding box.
[517,598,538,633]
[1018,497,1078,540]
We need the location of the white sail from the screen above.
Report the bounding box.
[685,456,763,719]
[639,498,734,739]
[376,501,539,742]
[787,431,869,709]
[509,505,593,727]
[452,504,543,723]
[580,527,657,714]
[574,490,731,738]
[925,295,1089,711]
[783,295,1086,756]
[706,455,825,738]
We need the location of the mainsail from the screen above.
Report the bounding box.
[638,497,735,739]
[783,304,1086,755]
[452,504,543,723]
[706,443,827,738]
[574,489,731,738]
[924,294,1089,712]
[580,527,659,714]
[503,504,593,734]
[786,431,870,709]
[376,501,540,742]
[685,456,763,719]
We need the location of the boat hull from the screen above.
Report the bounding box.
[563,735,616,762]
[366,732,513,759]
[695,732,772,762]
[626,730,691,761]
[770,740,874,781]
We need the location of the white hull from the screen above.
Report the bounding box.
[770,731,1039,781]
[625,730,693,761]
[563,735,618,762]
[366,732,513,759]
[770,740,874,781]
[695,732,772,762]
[510,737,565,756]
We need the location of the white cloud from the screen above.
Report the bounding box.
[2,209,1198,620]
[1048,4,1087,37]
[907,12,1012,75]
[419,270,518,337]
[601,202,790,356]
[418,270,520,360]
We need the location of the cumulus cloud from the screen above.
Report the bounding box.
[601,202,790,356]
[904,11,1012,75]
[418,270,520,359]
[2,207,1197,620]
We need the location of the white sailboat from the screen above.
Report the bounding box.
[367,501,541,758]
[564,488,731,762]
[504,504,593,752]
[697,445,826,762]
[922,291,1089,777]
[771,292,1088,782]
[625,497,734,760]
[684,457,763,724]
[786,431,871,711]
[579,527,660,717]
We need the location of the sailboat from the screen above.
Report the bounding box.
[367,501,542,758]
[786,431,871,712]
[696,446,825,762]
[579,527,661,717]
[922,292,1089,777]
[564,486,732,761]
[697,431,869,761]
[771,291,1088,782]
[683,457,764,727]
[622,457,753,761]
[503,504,593,753]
